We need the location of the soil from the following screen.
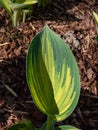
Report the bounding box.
[0,0,98,130]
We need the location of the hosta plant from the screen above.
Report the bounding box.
[7,25,80,130]
[0,0,38,26]
[93,11,98,43]
[0,0,52,27]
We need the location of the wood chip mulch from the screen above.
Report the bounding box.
[0,0,98,130]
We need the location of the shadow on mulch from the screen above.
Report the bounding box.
[30,0,82,22]
[0,57,46,129]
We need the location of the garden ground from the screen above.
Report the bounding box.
[0,0,98,130]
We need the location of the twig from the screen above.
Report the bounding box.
[0,42,10,47]
[81,93,98,99]
[14,110,28,115]
[4,85,18,98]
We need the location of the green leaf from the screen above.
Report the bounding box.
[11,0,38,4]
[0,0,12,17]
[54,125,80,130]
[13,9,21,26]
[96,35,98,43]
[26,25,80,122]
[7,120,35,130]
[9,0,38,10]
[0,0,38,26]
[93,12,98,43]
[22,5,33,22]
[93,11,98,27]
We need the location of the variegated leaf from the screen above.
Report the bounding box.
[26,25,80,122]
[54,125,80,130]
[93,11,98,27]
